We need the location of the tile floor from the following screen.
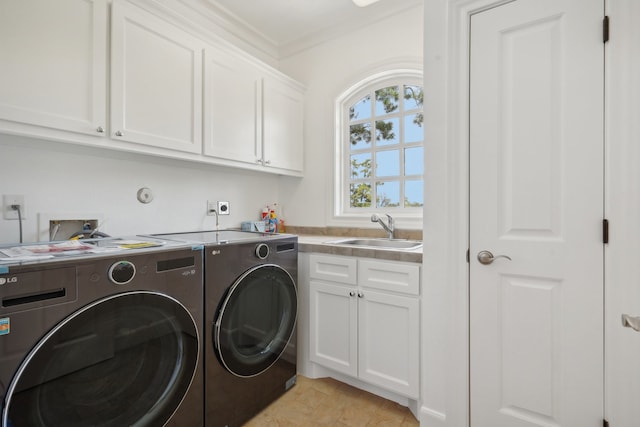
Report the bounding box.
[244,375,419,426]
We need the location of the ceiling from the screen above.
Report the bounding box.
[200,0,423,58]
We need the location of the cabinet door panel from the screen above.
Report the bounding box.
[309,254,357,285]
[309,280,357,376]
[111,1,202,153]
[359,259,420,295]
[0,0,106,135]
[203,46,261,163]
[262,76,304,172]
[358,290,419,398]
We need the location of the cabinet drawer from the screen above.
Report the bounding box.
[309,254,357,285]
[358,260,420,295]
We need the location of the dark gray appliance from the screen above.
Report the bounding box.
[0,243,204,427]
[149,230,298,427]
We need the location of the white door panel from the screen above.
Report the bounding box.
[0,0,107,135]
[111,1,203,153]
[469,0,604,426]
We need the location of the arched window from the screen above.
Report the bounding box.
[335,70,423,222]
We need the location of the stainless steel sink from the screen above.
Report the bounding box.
[325,238,422,250]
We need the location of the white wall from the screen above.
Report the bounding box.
[0,134,280,244]
[0,4,424,244]
[278,5,424,229]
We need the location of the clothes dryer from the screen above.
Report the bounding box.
[0,241,204,427]
[149,230,298,427]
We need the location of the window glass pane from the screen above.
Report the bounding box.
[375,118,399,146]
[342,79,423,214]
[350,153,372,179]
[405,147,424,175]
[376,181,400,207]
[404,85,423,110]
[405,180,424,207]
[350,123,371,150]
[404,114,423,143]
[376,150,399,177]
[375,86,399,116]
[350,183,372,208]
[350,95,371,121]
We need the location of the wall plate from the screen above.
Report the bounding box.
[3,195,25,220]
[218,201,230,215]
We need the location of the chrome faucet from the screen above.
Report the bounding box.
[371,214,394,239]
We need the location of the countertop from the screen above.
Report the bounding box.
[296,234,422,264]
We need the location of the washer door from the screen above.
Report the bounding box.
[215,264,297,378]
[2,292,199,427]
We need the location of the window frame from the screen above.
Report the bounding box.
[333,69,424,227]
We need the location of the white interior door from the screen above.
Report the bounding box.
[469,0,604,426]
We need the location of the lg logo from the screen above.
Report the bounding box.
[0,277,17,285]
[181,269,197,277]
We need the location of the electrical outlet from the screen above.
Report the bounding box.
[3,195,25,220]
[207,201,217,216]
[218,201,230,215]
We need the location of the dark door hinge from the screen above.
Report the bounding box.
[603,418,609,427]
[603,15,610,43]
[603,219,609,244]
[466,248,470,263]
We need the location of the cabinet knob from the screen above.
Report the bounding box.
[115,130,124,137]
[349,291,355,297]
[264,159,271,165]
[357,292,364,298]
[256,159,263,165]
[96,126,105,133]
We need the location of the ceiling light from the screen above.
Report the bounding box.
[352,0,381,7]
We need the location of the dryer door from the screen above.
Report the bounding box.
[215,264,297,377]
[2,291,199,427]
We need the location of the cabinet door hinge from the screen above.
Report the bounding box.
[603,419,609,427]
[466,249,470,263]
[603,15,610,43]
[603,218,609,244]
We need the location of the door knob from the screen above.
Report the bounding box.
[477,250,512,265]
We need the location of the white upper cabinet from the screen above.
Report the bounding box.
[0,0,107,137]
[0,0,303,175]
[203,45,262,164]
[204,45,304,175]
[262,76,304,173]
[110,1,203,154]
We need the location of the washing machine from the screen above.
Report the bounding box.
[0,238,205,427]
[148,230,298,427]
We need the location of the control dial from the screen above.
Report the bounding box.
[109,261,136,285]
[255,243,269,260]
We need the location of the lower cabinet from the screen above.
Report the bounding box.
[308,254,420,399]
